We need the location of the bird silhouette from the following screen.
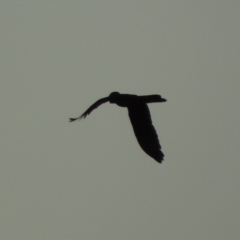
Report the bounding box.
[70,92,167,163]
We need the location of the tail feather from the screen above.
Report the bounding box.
[139,95,167,103]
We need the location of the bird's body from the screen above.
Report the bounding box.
[70,92,166,163]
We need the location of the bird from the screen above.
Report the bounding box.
[69,92,167,163]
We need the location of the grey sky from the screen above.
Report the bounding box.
[1,1,240,239]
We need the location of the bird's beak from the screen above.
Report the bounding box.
[160,98,167,102]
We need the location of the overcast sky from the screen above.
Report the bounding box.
[1,1,240,239]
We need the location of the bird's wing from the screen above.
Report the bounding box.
[69,97,109,122]
[128,102,164,163]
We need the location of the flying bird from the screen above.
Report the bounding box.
[70,92,167,163]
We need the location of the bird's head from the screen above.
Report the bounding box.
[109,91,120,104]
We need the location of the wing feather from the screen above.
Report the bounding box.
[69,97,109,122]
[128,102,164,163]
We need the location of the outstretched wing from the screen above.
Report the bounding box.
[69,97,109,122]
[128,102,164,163]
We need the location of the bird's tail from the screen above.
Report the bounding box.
[140,95,167,103]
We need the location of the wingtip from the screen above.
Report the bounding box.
[69,118,78,122]
[155,157,163,164]
[155,152,164,163]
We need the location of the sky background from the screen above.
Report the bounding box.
[1,1,240,239]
